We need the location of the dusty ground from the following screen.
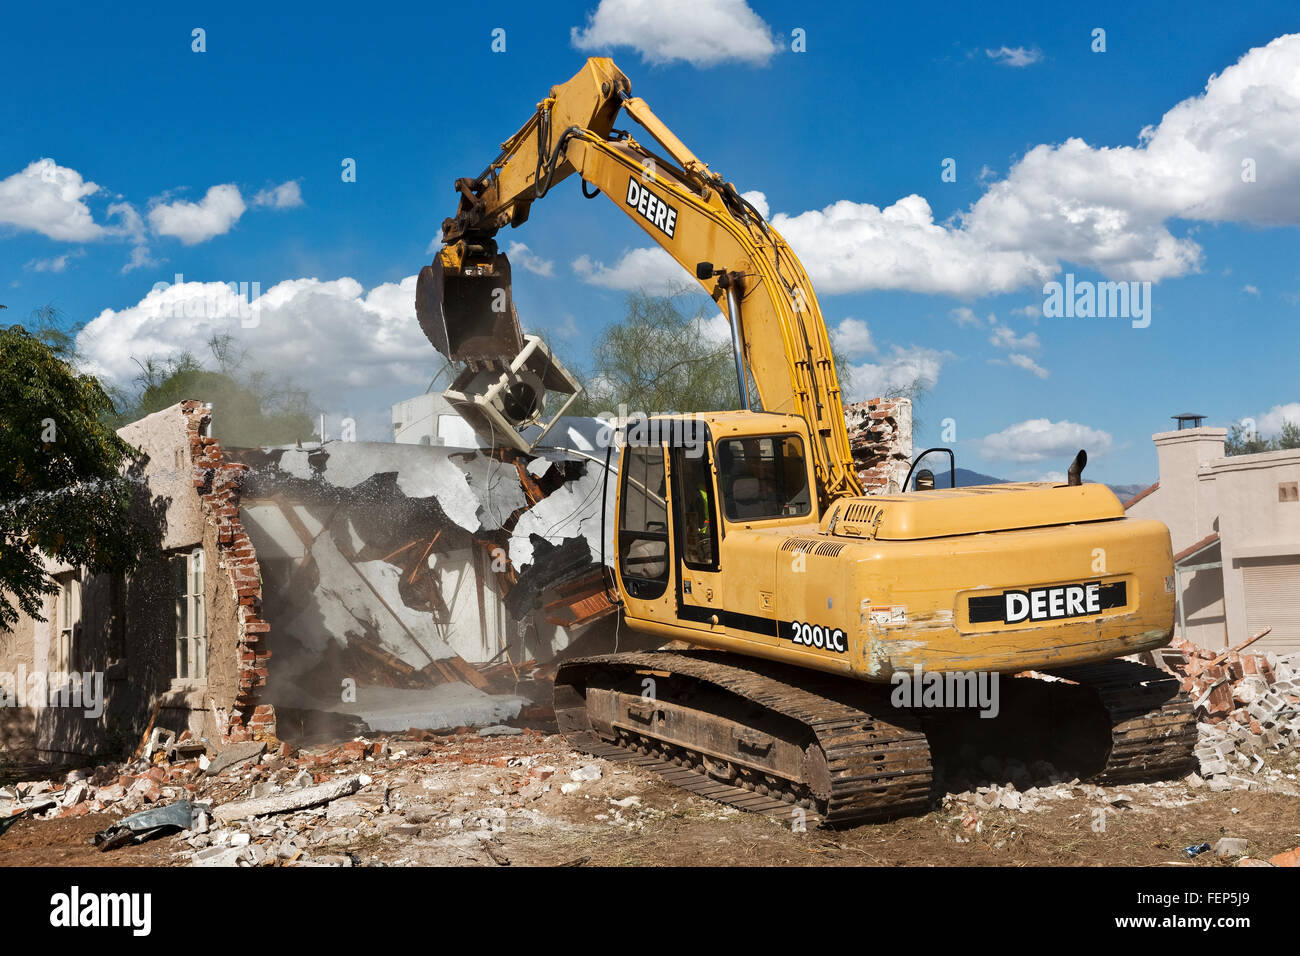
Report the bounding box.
[4,729,1298,867]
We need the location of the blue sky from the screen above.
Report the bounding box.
[3,0,1299,485]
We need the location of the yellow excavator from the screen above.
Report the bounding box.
[419,58,1197,825]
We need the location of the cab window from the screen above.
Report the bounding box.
[673,446,718,570]
[716,435,811,521]
[618,445,670,598]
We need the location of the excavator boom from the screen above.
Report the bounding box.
[423,57,862,508]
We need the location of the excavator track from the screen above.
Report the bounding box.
[555,651,1198,828]
[555,650,933,827]
[1043,659,1198,784]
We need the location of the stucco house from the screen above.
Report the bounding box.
[1125,423,1300,656]
[0,401,273,765]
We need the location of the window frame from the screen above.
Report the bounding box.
[671,443,720,572]
[52,573,80,674]
[172,547,207,682]
[715,433,814,523]
[617,443,671,600]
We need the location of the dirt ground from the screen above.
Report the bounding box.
[4,728,1298,867]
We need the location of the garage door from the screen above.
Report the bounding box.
[1242,557,1300,654]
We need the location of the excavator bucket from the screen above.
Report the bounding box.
[415,252,524,362]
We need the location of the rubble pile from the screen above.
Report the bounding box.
[0,727,676,866]
[941,777,1201,851]
[1159,639,1300,792]
[940,768,1298,864]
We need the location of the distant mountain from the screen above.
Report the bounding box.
[925,468,1146,501]
[1106,483,1148,501]
[941,467,1009,487]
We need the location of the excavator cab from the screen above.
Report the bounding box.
[615,413,821,635]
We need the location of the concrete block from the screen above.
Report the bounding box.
[1214,837,1248,858]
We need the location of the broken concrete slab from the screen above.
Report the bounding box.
[1270,847,1300,867]
[508,465,612,570]
[192,845,244,867]
[204,740,267,777]
[320,684,528,734]
[213,775,362,824]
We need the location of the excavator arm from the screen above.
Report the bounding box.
[423,57,863,508]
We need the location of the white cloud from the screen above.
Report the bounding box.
[506,241,555,277]
[768,34,1300,296]
[843,346,946,402]
[986,46,1042,67]
[252,180,304,209]
[1010,303,1043,319]
[78,275,429,388]
[76,274,436,438]
[831,317,875,359]
[572,246,691,293]
[122,242,159,274]
[989,324,1041,351]
[693,310,733,346]
[950,306,986,327]
[1005,353,1050,378]
[772,195,1055,297]
[1242,283,1260,296]
[106,202,156,273]
[0,160,156,269]
[1255,402,1300,435]
[148,184,247,244]
[0,159,105,241]
[977,419,1111,463]
[24,250,85,273]
[108,202,145,244]
[571,0,779,67]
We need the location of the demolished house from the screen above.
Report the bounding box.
[0,401,267,766]
[228,421,628,738]
[0,396,912,767]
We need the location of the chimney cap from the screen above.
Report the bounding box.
[1172,413,1207,429]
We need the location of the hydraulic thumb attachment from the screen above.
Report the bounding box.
[415,242,582,453]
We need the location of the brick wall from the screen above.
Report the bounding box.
[181,401,276,743]
[844,397,913,495]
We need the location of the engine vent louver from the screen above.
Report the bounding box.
[831,501,884,539]
[780,537,846,557]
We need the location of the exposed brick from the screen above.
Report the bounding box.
[179,402,275,742]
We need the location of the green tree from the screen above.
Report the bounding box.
[565,290,861,416]
[1225,419,1300,455]
[115,335,315,447]
[568,290,736,415]
[0,324,156,628]
[23,303,82,360]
